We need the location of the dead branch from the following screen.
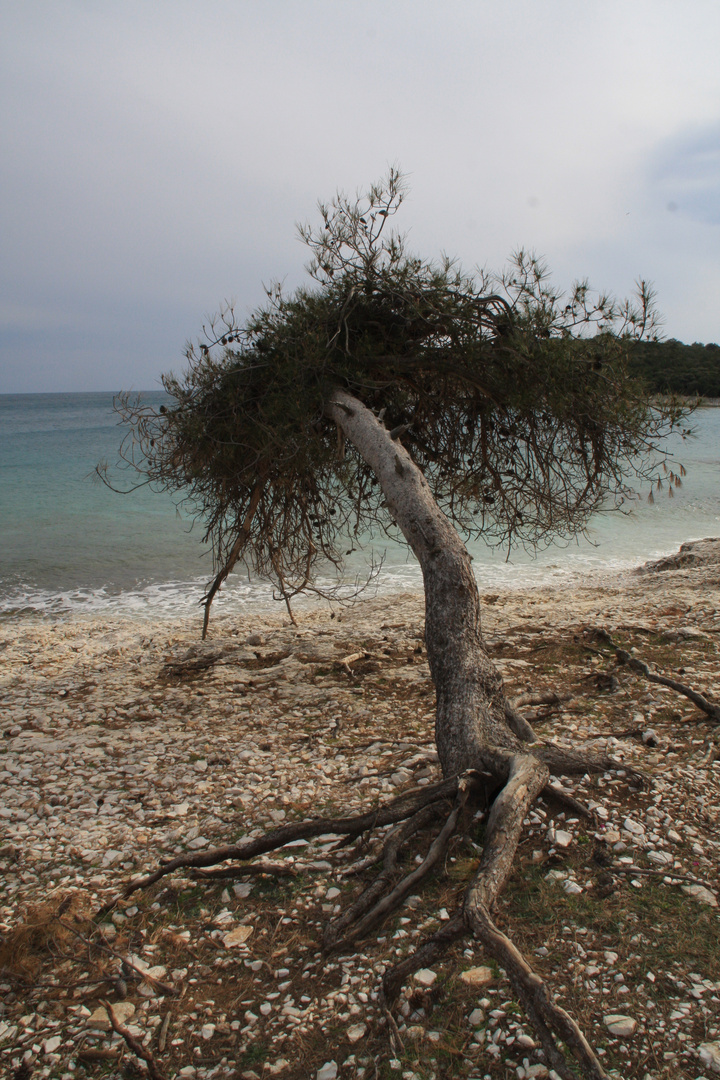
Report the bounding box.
[103,1000,168,1080]
[610,864,715,889]
[594,627,720,724]
[190,861,299,880]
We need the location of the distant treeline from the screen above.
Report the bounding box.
[628,339,720,398]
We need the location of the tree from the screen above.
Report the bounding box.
[114,172,687,1079]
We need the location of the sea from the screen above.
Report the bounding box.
[1,392,719,622]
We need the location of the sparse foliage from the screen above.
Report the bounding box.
[111,169,685,629]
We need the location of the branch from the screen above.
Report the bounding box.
[201,482,263,639]
[103,1001,168,1080]
[595,628,720,724]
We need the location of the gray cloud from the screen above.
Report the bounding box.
[1,0,719,391]
[651,123,720,225]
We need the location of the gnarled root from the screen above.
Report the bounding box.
[383,753,610,1080]
[120,745,617,1078]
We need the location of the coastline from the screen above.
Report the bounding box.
[1,542,719,1078]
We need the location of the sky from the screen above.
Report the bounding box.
[1,1,719,393]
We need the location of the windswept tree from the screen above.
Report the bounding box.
[114,172,687,1079]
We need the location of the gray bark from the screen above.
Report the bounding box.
[326,388,524,778]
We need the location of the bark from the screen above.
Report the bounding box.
[327,389,522,777]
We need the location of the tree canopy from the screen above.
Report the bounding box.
[114,170,685,621]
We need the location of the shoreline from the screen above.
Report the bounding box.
[2,530,719,627]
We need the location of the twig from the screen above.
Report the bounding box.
[383,1002,406,1056]
[103,1000,168,1080]
[157,1011,171,1053]
[611,864,715,889]
[60,921,178,996]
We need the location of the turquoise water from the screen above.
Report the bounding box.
[1,392,719,619]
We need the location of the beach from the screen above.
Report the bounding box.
[1,543,720,1078]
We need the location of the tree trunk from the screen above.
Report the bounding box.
[327,388,521,778]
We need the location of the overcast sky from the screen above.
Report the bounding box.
[1,1,719,393]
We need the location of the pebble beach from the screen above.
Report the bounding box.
[2,541,720,1080]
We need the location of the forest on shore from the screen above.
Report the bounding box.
[630,338,720,397]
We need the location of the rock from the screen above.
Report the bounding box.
[642,729,659,746]
[201,1023,215,1040]
[604,1014,637,1036]
[647,849,673,865]
[223,925,254,947]
[43,1035,62,1054]
[325,887,341,900]
[87,1002,136,1030]
[317,1063,338,1080]
[638,538,720,573]
[563,880,583,895]
[459,966,494,987]
[698,1041,720,1074]
[390,768,413,786]
[468,1008,485,1026]
[623,818,645,836]
[682,884,718,907]
[264,1062,290,1076]
[413,968,437,987]
[346,1023,366,1043]
[233,882,253,898]
[187,835,209,849]
[550,828,573,848]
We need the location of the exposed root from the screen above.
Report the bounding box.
[118,747,622,1077]
[123,777,459,897]
[467,905,608,1080]
[382,753,610,1080]
[327,771,485,950]
[541,783,593,818]
[324,802,442,950]
[381,912,467,1001]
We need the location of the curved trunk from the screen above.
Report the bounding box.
[327,388,523,777]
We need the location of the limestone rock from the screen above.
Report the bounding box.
[682,884,718,907]
[223,924,254,947]
[698,1041,720,1074]
[459,966,494,987]
[87,1002,135,1030]
[604,1014,637,1036]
